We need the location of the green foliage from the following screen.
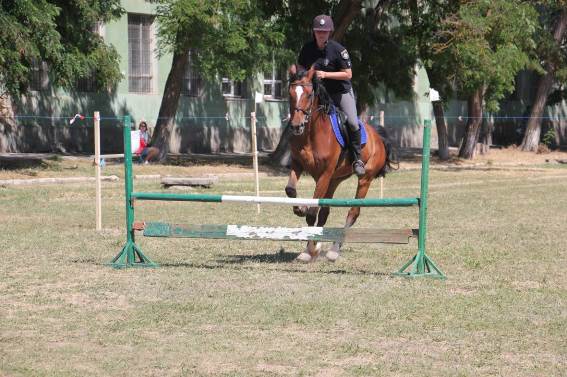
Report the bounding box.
[0,0,123,96]
[155,0,287,81]
[255,0,425,105]
[542,127,556,147]
[432,0,539,112]
[345,6,420,103]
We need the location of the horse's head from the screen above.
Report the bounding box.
[288,65,316,136]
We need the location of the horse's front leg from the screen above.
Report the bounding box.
[327,177,372,262]
[285,159,307,217]
[296,173,334,263]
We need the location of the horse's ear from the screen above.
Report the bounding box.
[306,65,316,81]
[289,64,297,77]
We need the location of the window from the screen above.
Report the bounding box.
[128,14,154,93]
[181,50,203,97]
[29,59,49,92]
[222,78,243,97]
[263,66,285,99]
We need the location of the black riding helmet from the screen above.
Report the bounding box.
[312,15,334,31]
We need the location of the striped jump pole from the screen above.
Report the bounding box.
[110,116,445,279]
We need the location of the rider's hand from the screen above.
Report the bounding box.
[315,70,326,79]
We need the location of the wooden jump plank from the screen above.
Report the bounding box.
[137,222,416,244]
[161,176,218,188]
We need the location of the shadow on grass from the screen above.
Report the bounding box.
[157,251,391,277]
[74,250,391,277]
[218,249,298,264]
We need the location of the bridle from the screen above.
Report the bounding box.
[289,82,315,135]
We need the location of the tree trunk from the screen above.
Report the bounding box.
[268,123,292,167]
[432,101,449,160]
[333,0,363,43]
[373,0,393,26]
[150,49,189,161]
[0,94,16,153]
[520,9,567,152]
[458,88,484,159]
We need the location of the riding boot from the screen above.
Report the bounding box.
[348,127,365,176]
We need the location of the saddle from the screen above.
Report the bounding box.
[328,104,367,149]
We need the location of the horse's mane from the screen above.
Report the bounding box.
[313,78,333,113]
[292,70,333,113]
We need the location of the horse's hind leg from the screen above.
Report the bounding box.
[285,159,307,217]
[327,177,372,262]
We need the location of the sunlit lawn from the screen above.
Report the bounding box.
[1,159,566,376]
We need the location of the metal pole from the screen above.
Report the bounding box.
[109,114,156,268]
[416,119,432,273]
[123,115,134,246]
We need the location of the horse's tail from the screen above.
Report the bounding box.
[376,126,399,177]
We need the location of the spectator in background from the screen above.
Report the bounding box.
[136,121,159,164]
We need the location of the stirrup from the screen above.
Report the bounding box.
[353,160,365,176]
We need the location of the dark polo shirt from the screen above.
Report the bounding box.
[298,39,352,95]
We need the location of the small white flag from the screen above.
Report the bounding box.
[69,113,85,124]
[255,91,264,104]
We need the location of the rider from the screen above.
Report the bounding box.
[297,14,365,176]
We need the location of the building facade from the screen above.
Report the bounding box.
[9,0,438,155]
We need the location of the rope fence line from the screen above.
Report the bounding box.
[1,114,567,122]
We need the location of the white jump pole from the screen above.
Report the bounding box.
[94,111,102,231]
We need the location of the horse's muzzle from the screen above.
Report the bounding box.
[290,123,305,136]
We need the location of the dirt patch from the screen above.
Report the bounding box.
[399,147,567,170]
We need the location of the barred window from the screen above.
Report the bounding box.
[128,14,154,93]
[181,50,203,97]
[221,78,243,97]
[29,59,49,92]
[263,66,285,99]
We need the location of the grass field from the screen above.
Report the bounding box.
[1,157,566,376]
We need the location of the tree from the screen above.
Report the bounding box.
[433,0,539,159]
[0,0,123,152]
[407,0,461,161]
[520,2,567,151]
[0,0,123,105]
[150,0,286,159]
[269,0,423,166]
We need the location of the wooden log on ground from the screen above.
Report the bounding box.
[160,176,218,188]
[0,175,119,186]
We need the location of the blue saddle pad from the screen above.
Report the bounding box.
[329,106,367,148]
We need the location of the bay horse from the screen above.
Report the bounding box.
[285,64,393,262]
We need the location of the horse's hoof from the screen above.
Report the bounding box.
[285,186,297,198]
[293,206,307,217]
[326,243,341,262]
[306,242,321,261]
[325,250,340,262]
[296,252,312,263]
